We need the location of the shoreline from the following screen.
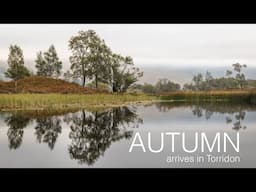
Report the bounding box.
[0,89,255,111]
[0,94,158,111]
[0,101,156,112]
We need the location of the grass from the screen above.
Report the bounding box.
[0,76,157,110]
[1,90,256,111]
[0,76,103,94]
[1,76,255,111]
[159,89,256,104]
[0,93,157,110]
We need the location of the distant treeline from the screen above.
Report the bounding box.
[183,63,248,91]
[1,30,142,93]
[131,78,181,94]
[132,63,255,94]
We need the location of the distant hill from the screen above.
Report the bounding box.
[138,66,256,85]
[0,76,103,94]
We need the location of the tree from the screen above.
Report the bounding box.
[35,45,62,78]
[205,71,213,82]
[88,39,112,88]
[35,51,47,76]
[184,64,249,91]
[233,63,247,89]
[69,30,100,87]
[155,78,180,93]
[68,30,142,90]
[63,70,74,82]
[5,45,30,80]
[183,83,195,91]
[192,73,203,90]
[226,70,232,77]
[142,83,156,94]
[202,71,214,90]
[226,63,247,89]
[45,45,62,78]
[105,54,143,92]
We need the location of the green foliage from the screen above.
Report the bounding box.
[183,83,195,91]
[226,63,247,89]
[226,70,232,76]
[184,63,248,91]
[106,54,143,92]
[192,73,203,90]
[141,83,156,94]
[155,78,181,93]
[68,30,142,92]
[4,45,30,80]
[69,30,102,87]
[35,45,62,78]
[63,70,74,82]
[35,51,47,76]
[131,78,181,94]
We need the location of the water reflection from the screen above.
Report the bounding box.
[191,103,249,131]
[155,102,255,131]
[2,106,142,165]
[5,113,31,150]
[65,107,142,165]
[35,117,62,150]
[1,102,255,166]
[226,111,247,131]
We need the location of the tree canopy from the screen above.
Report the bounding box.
[5,45,30,80]
[35,45,62,78]
[67,30,142,92]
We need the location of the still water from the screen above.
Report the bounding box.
[0,102,255,168]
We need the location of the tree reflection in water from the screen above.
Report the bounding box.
[5,113,31,149]
[64,106,142,165]
[227,111,247,131]
[190,104,248,131]
[155,102,255,131]
[4,102,251,165]
[34,117,62,150]
[3,106,142,165]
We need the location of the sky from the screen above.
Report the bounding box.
[0,24,256,83]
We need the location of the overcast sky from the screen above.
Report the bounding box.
[1,24,256,69]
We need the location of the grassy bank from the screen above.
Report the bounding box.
[0,93,156,110]
[1,90,256,111]
[159,90,256,104]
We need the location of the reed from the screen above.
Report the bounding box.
[0,93,156,110]
[159,90,256,104]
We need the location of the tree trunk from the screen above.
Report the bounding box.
[112,83,118,92]
[94,111,98,121]
[95,75,98,88]
[82,75,86,87]
[112,82,114,92]
[82,110,86,127]
[82,63,86,87]
[15,80,17,93]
